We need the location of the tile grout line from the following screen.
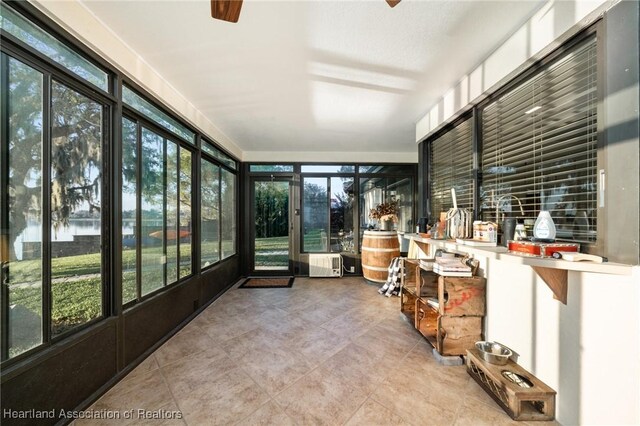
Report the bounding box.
[155,359,189,426]
[341,337,422,426]
[364,337,424,426]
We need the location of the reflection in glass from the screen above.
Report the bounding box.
[50,81,103,336]
[330,177,354,253]
[0,5,108,90]
[3,56,44,358]
[202,141,236,170]
[221,168,236,259]
[303,178,328,252]
[122,86,195,144]
[166,141,178,284]
[122,118,137,304]
[201,160,220,268]
[179,149,192,278]
[141,128,165,295]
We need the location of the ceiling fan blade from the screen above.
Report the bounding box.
[386,0,401,7]
[211,0,243,23]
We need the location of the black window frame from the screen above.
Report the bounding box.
[0,43,114,362]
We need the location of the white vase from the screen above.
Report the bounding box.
[533,211,556,240]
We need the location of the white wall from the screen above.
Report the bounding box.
[416,0,610,142]
[480,259,640,425]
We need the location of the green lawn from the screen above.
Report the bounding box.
[254,235,289,268]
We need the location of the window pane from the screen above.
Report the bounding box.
[141,128,165,295]
[3,56,44,358]
[166,141,178,284]
[201,160,219,268]
[301,165,354,173]
[50,81,103,336]
[303,178,328,252]
[221,168,236,259]
[122,118,137,304]
[249,164,293,172]
[202,141,236,170]
[179,149,192,278]
[122,86,195,144]
[359,176,413,238]
[0,4,108,91]
[480,36,598,244]
[429,118,473,221]
[331,177,354,253]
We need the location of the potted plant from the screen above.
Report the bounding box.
[369,200,398,231]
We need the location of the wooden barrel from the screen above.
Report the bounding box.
[361,230,400,283]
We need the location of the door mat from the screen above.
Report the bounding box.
[238,277,294,289]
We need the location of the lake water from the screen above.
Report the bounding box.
[13,219,140,260]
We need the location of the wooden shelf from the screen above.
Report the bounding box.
[467,348,556,421]
[405,235,633,275]
[405,234,634,305]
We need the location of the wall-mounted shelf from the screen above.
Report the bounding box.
[404,234,635,304]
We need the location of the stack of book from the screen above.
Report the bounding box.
[433,257,473,277]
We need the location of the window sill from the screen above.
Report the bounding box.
[404,234,633,275]
[404,234,634,304]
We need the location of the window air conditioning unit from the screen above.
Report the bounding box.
[309,253,343,278]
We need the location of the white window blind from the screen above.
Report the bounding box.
[429,117,474,220]
[480,35,598,243]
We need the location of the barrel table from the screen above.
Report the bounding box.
[361,230,400,283]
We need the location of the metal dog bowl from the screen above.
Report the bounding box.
[475,341,512,365]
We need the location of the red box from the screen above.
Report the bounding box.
[508,241,579,258]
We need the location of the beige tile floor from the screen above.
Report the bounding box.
[78,277,559,426]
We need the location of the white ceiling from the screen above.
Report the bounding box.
[79,0,544,157]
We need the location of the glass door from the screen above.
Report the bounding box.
[251,178,292,274]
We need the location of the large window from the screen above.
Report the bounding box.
[429,118,474,221]
[220,168,236,259]
[121,119,193,302]
[201,157,237,268]
[50,81,104,337]
[122,118,137,304]
[480,36,598,243]
[303,178,329,252]
[1,53,105,359]
[2,55,44,359]
[201,159,220,268]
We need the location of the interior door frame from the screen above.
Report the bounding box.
[249,176,294,276]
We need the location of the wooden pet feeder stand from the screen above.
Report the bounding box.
[466,348,556,421]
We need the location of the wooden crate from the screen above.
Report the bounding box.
[466,348,556,421]
[437,316,482,356]
[438,276,486,316]
[415,297,438,346]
